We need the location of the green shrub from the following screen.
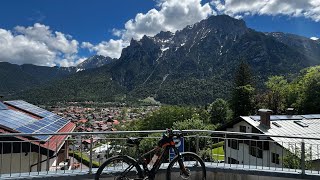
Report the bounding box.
[69,151,100,168]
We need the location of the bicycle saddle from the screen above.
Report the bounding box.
[127,137,142,146]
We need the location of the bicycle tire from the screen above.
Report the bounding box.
[166,152,206,180]
[95,155,143,180]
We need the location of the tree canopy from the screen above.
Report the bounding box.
[231,61,255,117]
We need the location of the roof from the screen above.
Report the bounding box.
[0,102,7,110]
[78,119,88,123]
[0,100,75,152]
[113,120,120,125]
[43,122,75,151]
[238,114,320,160]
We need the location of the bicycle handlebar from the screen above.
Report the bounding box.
[165,128,183,138]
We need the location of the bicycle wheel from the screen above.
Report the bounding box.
[95,155,143,180]
[166,152,206,180]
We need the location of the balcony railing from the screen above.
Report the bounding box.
[0,130,320,179]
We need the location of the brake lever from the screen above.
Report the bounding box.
[174,131,183,138]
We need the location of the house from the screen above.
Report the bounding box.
[81,138,98,149]
[218,109,320,169]
[0,100,76,174]
[78,119,88,124]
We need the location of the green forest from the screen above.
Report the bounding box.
[118,62,320,134]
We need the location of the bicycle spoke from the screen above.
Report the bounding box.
[96,156,142,180]
[167,152,206,180]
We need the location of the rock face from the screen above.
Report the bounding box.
[265,32,320,65]
[76,55,115,72]
[11,15,320,105]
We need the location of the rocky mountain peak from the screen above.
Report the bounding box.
[206,15,246,29]
[76,55,114,71]
[154,31,174,40]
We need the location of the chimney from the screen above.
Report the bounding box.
[258,109,272,128]
[286,108,294,115]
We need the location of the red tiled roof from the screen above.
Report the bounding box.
[42,122,76,151]
[78,119,88,123]
[113,120,120,125]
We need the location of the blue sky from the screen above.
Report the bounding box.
[0,0,319,67]
[0,0,156,44]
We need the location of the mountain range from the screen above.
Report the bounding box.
[0,55,114,96]
[3,15,320,105]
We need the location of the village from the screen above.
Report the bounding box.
[47,103,160,167]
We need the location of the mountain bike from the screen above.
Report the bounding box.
[95,129,206,180]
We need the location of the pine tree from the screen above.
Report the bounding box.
[231,61,255,118]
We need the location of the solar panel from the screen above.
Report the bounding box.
[302,114,320,119]
[273,115,303,120]
[272,122,281,128]
[294,120,309,127]
[17,115,70,141]
[250,115,303,121]
[0,102,7,110]
[1,100,70,141]
[16,126,34,133]
[0,110,37,130]
[4,100,55,118]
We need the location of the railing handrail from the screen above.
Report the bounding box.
[1,129,320,141]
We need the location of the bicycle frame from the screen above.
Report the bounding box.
[134,140,185,179]
[112,136,187,180]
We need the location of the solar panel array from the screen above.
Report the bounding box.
[0,100,70,141]
[0,102,8,110]
[0,109,37,129]
[16,114,69,141]
[4,100,55,117]
[250,115,303,121]
[302,114,320,119]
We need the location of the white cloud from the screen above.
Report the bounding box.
[59,57,87,67]
[0,23,80,67]
[90,39,129,58]
[81,42,94,50]
[84,0,215,58]
[211,0,320,22]
[310,37,319,41]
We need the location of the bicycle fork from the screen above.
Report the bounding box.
[174,148,190,177]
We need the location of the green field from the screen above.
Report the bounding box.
[211,144,225,161]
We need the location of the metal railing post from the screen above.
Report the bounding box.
[196,134,199,166]
[196,134,199,155]
[89,136,93,174]
[301,140,305,175]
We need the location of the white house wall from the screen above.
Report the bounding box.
[225,121,286,167]
[0,152,55,174]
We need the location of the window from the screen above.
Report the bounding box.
[228,157,239,164]
[228,139,239,150]
[248,140,269,150]
[272,153,279,164]
[249,146,263,158]
[263,141,269,150]
[240,125,247,133]
[252,128,260,133]
[272,122,281,128]
[294,120,308,127]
